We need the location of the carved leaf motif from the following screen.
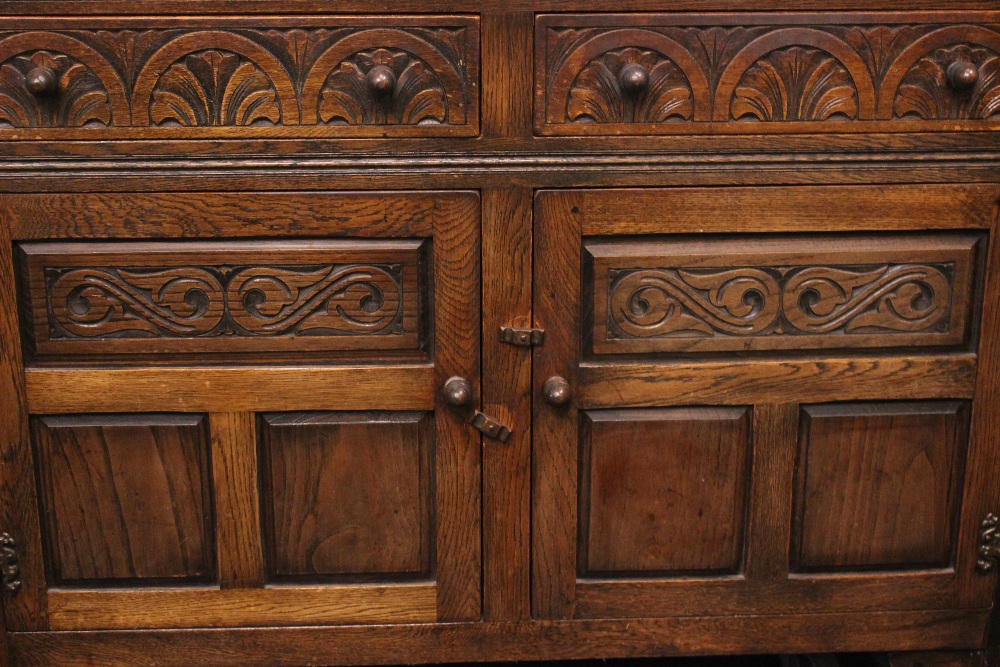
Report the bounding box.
[783,264,951,334]
[0,51,112,128]
[319,48,447,125]
[894,44,1000,120]
[731,46,859,121]
[150,50,281,126]
[608,268,781,339]
[46,264,404,339]
[567,47,693,123]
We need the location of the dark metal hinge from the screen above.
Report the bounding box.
[0,532,21,595]
[500,327,545,347]
[977,513,999,574]
[471,411,512,442]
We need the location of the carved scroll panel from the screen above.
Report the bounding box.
[537,14,1000,133]
[586,234,980,354]
[18,239,428,358]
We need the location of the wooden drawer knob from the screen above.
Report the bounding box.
[542,376,571,407]
[947,60,979,91]
[367,65,396,96]
[443,376,473,408]
[26,66,57,96]
[618,63,650,95]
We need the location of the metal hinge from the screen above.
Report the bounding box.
[471,411,512,442]
[977,513,1000,574]
[0,533,21,595]
[500,327,545,347]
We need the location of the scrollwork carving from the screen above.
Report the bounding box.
[45,263,404,340]
[0,50,112,127]
[567,47,693,123]
[731,46,859,121]
[894,44,1000,120]
[149,49,281,126]
[319,48,447,125]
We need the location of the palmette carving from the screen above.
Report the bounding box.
[0,51,112,127]
[894,44,1000,120]
[46,264,404,339]
[606,263,954,342]
[150,50,281,126]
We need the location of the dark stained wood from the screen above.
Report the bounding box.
[32,414,215,583]
[259,411,432,579]
[481,186,533,621]
[884,651,987,667]
[578,407,751,576]
[794,401,969,572]
[8,610,991,667]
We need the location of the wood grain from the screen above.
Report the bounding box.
[210,412,264,589]
[46,584,437,630]
[794,401,969,572]
[259,412,431,579]
[32,414,214,584]
[25,365,434,413]
[579,407,751,576]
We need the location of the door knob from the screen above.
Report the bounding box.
[542,376,571,407]
[26,66,57,96]
[442,376,473,408]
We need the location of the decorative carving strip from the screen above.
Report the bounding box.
[19,240,426,357]
[537,16,1000,132]
[587,235,979,354]
[0,18,478,133]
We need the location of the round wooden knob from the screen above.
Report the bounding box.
[542,376,571,407]
[618,63,650,96]
[26,66,57,96]
[947,60,979,91]
[443,376,473,408]
[367,65,396,96]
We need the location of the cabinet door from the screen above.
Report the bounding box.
[0,191,481,631]
[532,186,1000,621]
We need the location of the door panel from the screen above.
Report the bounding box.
[0,190,481,631]
[533,185,1000,621]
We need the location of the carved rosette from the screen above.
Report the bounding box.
[319,48,448,125]
[731,46,859,121]
[606,263,952,341]
[567,47,693,123]
[0,50,112,128]
[46,264,404,339]
[150,49,282,126]
[894,44,1000,120]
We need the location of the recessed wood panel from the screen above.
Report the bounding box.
[260,411,432,580]
[32,414,214,585]
[585,234,980,355]
[579,407,751,576]
[17,239,427,359]
[794,401,969,572]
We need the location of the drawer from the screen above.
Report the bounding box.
[536,13,1000,135]
[0,15,479,137]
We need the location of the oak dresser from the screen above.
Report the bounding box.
[0,1,999,666]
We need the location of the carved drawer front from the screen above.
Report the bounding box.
[586,234,980,355]
[0,16,478,136]
[536,13,1000,135]
[17,239,427,360]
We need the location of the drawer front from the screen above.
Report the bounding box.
[0,16,479,137]
[536,13,1000,135]
[586,234,980,355]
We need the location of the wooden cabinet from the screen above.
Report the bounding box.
[0,3,999,667]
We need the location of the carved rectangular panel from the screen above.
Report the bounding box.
[259,411,433,580]
[536,13,1000,135]
[32,414,214,585]
[579,407,751,577]
[0,16,479,136]
[794,401,969,572]
[18,239,427,358]
[585,234,980,355]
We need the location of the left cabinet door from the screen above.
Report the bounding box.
[0,190,482,631]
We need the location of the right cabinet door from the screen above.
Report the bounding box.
[531,185,1000,622]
